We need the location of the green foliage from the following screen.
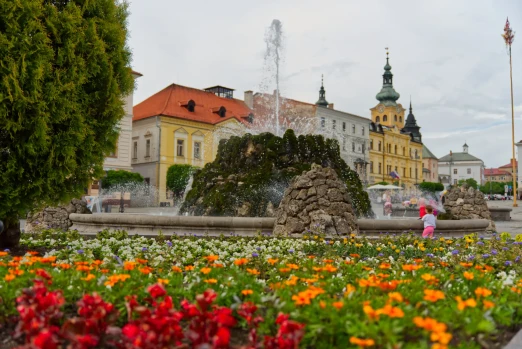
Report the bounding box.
[0,0,134,227]
[166,165,197,198]
[458,178,478,189]
[479,181,517,195]
[418,182,444,193]
[375,181,389,185]
[180,130,373,218]
[102,170,144,191]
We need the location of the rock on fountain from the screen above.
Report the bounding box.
[274,164,359,236]
[26,198,92,232]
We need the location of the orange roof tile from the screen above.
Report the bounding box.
[133,84,252,125]
[484,168,511,176]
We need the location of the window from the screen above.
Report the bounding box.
[133,142,137,159]
[332,120,336,130]
[383,115,388,122]
[394,145,397,154]
[410,168,412,178]
[467,168,471,174]
[394,115,397,122]
[414,149,418,158]
[403,147,405,155]
[415,168,418,179]
[177,139,184,157]
[352,142,355,152]
[454,179,458,185]
[378,141,382,151]
[320,117,325,128]
[409,148,412,157]
[342,122,346,132]
[187,100,195,112]
[145,139,151,157]
[352,124,355,134]
[370,161,374,173]
[376,116,380,123]
[362,142,366,154]
[370,140,373,150]
[403,168,406,177]
[144,178,150,185]
[399,116,402,122]
[453,169,458,175]
[194,142,201,159]
[378,163,382,174]
[361,127,365,136]
[342,137,346,151]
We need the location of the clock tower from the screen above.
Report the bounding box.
[370,51,405,129]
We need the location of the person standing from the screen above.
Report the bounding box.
[421,205,436,238]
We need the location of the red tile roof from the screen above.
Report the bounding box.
[133,84,252,125]
[499,159,518,168]
[484,168,512,176]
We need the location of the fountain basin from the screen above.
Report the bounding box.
[70,214,490,238]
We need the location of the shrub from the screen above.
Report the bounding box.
[418,182,444,193]
[166,165,197,199]
[102,171,144,191]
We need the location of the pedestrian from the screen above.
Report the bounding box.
[421,205,436,238]
[418,198,426,218]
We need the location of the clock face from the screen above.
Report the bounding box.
[377,105,384,113]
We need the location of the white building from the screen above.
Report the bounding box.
[438,143,485,187]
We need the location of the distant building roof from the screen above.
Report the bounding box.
[499,159,518,169]
[422,145,437,159]
[484,168,511,176]
[133,83,252,125]
[438,152,482,162]
[131,70,143,77]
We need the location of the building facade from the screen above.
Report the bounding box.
[368,54,423,190]
[422,145,439,182]
[484,168,513,183]
[252,80,371,183]
[132,84,252,203]
[438,143,485,187]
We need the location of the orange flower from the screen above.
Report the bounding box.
[104,274,131,287]
[483,300,495,309]
[204,278,218,284]
[402,264,422,271]
[27,251,39,256]
[123,261,136,271]
[81,274,96,281]
[247,268,260,275]
[463,271,474,280]
[157,278,169,285]
[431,331,452,345]
[379,263,391,269]
[455,296,477,311]
[322,264,337,273]
[378,304,404,318]
[200,267,212,275]
[286,263,299,270]
[350,254,360,258]
[307,255,315,259]
[76,265,92,272]
[475,287,492,298]
[139,266,153,274]
[279,268,291,273]
[432,344,448,349]
[332,301,344,310]
[204,255,219,262]
[421,273,439,284]
[319,300,326,309]
[424,289,445,302]
[349,336,375,347]
[211,263,224,268]
[58,263,71,270]
[291,286,325,306]
[234,258,249,266]
[285,275,299,286]
[363,304,380,320]
[135,258,148,264]
[100,269,110,274]
[172,266,183,273]
[241,289,253,296]
[388,292,403,303]
[413,317,447,333]
[362,266,373,271]
[185,265,195,271]
[323,259,334,263]
[0,252,9,257]
[267,258,279,265]
[4,274,15,281]
[460,262,473,268]
[344,284,356,297]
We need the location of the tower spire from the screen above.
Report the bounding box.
[375,48,400,106]
[316,74,329,107]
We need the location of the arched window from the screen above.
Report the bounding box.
[378,141,381,151]
[414,149,418,158]
[394,115,397,122]
[218,106,226,118]
[187,100,196,112]
[370,140,374,149]
[399,116,402,123]
[376,116,380,123]
[394,145,397,154]
[383,115,388,122]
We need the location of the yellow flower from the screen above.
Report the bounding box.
[395,249,400,253]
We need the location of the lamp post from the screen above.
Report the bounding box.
[502,18,518,207]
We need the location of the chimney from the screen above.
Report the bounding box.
[327,103,334,109]
[244,90,253,109]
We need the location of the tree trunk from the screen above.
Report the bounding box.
[0,218,21,248]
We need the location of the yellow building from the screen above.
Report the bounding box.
[368,53,423,190]
[132,84,252,204]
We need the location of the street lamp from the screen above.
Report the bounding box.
[502,18,518,207]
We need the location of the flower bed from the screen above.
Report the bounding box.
[1,230,522,348]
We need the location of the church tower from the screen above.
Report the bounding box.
[315,75,329,107]
[401,100,422,142]
[370,51,405,129]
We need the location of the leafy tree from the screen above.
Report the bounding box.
[166,165,197,200]
[479,181,517,195]
[0,0,134,247]
[102,171,144,191]
[418,182,444,193]
[457,178,478,189]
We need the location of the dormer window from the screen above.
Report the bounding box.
[212,106,227,118]
[247,113,254,123]
[187,100,195,112]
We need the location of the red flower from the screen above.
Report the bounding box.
[147,283,166,299]
[213,326,231,347]
[32,328,59,349]
[122,323,140,339]
[35,269,52,280]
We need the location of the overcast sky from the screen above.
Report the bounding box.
[127,0,522,168]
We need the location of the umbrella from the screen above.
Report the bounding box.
[383,185,403,190]
[366,184,387,190]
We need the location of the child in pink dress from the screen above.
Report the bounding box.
[421,205,436,238]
